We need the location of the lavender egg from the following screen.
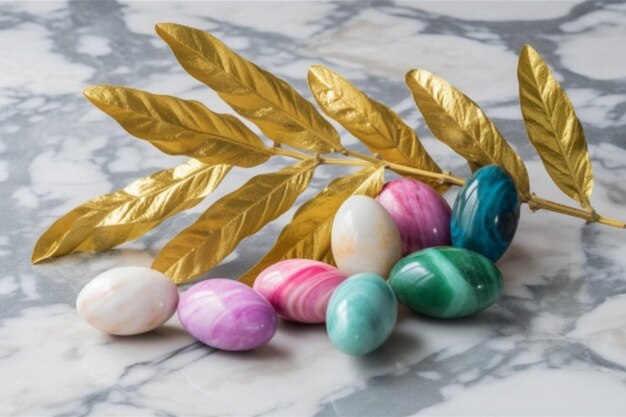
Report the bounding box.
[376,178,451,255]
[76,266,179,336]
[254,259,348,323]
[178,279,277,351]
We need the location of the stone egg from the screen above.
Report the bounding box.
[326,273,397,355]
[253,259,348,323]
[76,266,179,336]
[451,164,520,262]
[178,279,277,351]
[376,178,452,255]
[331,195,402,277]
[389,247,502,318]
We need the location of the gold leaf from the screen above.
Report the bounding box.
[518,44,593,209]
[84,85,271,167]
[31,160,231,264]
[239,165,385,286]
[152,158,318,283]
[308,65,448,192]
[155,23,341,154]
[406,69,531,199]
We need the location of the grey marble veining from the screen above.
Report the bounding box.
[1,1,626,416]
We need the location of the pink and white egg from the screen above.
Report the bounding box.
[253,260,348,323]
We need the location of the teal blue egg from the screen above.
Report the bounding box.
[389,247,503,318]
[326,273,397,355]
[451,165,520,262]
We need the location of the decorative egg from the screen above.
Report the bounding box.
[376,178,452,255]
[326,273,397,355]
[451,165,520,262]
[253,259,348,323]
[389,247,503,318]
[331,195,402,277]
[177,279,277,351]
[76,266,179,336]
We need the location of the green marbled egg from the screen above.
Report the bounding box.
[389,247,502,318]
[326,273,397,355]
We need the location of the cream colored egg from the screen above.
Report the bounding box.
[331,195,402,277]
[76,266,179,335]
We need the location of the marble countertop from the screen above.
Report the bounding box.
[2,1,626,416]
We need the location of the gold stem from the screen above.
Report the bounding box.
[344,148,625,229]
[270,146,310,160]
[343,148,466,186]
[269,145,625,229]
[528,195,625,228]
[270,147,373,168]
[319,157,370,167]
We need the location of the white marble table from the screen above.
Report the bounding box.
[2,1,626,416]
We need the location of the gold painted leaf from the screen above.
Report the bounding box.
[406,69,531,199]
[84,85,271,167]
[31,160,231,264]
[239,165,385,286]
[155,23,341,154]
[518,44,593,209]
[152,159,318,283]
[308,65,448,192]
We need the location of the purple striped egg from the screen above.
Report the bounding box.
[178,279,277,351]
[254,259,348,323]
[376,178,451,255]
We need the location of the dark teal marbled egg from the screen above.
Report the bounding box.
[451,165,520,262]
[389,247,503,318]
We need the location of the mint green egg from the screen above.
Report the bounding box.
[326,273,397,355]
[389,247,502,318]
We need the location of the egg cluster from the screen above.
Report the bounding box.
[77,165,520,355]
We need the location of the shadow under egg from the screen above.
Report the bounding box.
[105,322,191,344]
[352,327,422,371]
[277,318,327,334]
[213,341,292,361]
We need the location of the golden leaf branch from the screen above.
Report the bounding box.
[31,24,626,286]
[268,145,625,229]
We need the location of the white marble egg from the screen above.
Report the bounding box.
[331,195,402,277]
[76,266,179,336]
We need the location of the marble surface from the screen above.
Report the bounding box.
[2,1,626,416]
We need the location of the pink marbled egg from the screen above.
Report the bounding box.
[376,178,451,255]
[253,259,348,323]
